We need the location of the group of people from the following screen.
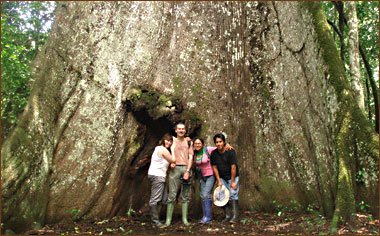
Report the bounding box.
[147,122,240,227]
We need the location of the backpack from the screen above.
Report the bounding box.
[204,146,211,160]
[194,146,211,180]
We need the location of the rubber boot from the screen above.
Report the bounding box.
[182,202,189,226]
[222,201,231,222]
[163,202,174,227]
[229,200,239,223]
[150,205,164,227]
[200,199,212,223]
[199,200,206,223]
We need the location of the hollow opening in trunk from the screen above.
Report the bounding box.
[110,90,201,217]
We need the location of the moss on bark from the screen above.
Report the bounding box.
[301,2,379,232]
[127,88,202,133]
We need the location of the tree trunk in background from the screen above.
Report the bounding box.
[1,2,378,233]
[334,1,346,65]
[365,78,372,121]
[346,1,365,113]
[327,17,379,133]
[359,45,379,133]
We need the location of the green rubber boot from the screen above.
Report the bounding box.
[182,202,189,226]
[163,202,174,227]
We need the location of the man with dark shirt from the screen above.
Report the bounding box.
[210,133,239,223]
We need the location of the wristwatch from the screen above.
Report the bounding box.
[186,169,190,172]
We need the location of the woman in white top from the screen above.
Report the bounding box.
[148,133,175,227]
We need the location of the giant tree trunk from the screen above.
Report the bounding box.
[1,2,378,233]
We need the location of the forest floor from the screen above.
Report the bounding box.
[23,210,378,235]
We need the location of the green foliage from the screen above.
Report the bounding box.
[272,199,301,216]
[321,1,379,129]
[322,1,379,72]
[1,1,56,142]
[126,208,135,217]
[313,215,327,226]
[240,218,253,225]
[356,1,379,126]
[273,200,283,216]
[305,203,319,215]
[355,168,367,183]
[358,200,370,213]
[68,208,85,221]
[123,229,133,235]
[356,1,379,66]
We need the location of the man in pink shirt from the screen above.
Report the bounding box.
[164,122,194,227]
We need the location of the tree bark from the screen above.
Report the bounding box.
[1,2,378,233]
[359,45,379,133]
[346,1,365,112]
[303,2,378,233]
[327,5,379,133]
[365,77,372,120]
[333,1,345,64]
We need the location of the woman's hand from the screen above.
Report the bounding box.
[170,163,176,169]
[230,181,237,190]
[224,143,233,151]
[218,181,222,187]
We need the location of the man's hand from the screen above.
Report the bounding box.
[230,181,237,190]
[170,163,176,169]
[183,171,190,180]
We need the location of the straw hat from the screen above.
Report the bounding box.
[213,185,230,207]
